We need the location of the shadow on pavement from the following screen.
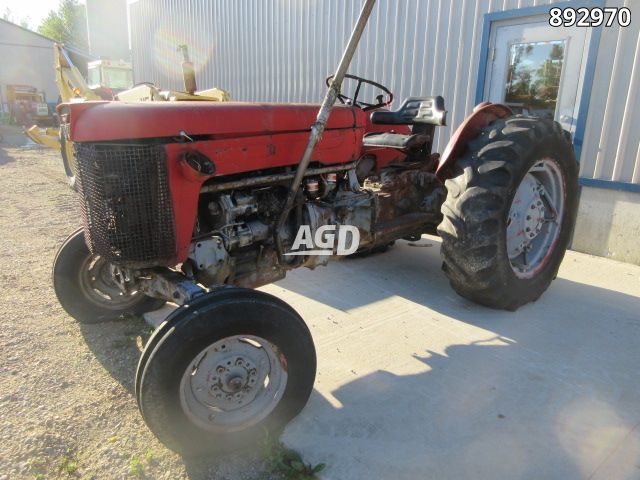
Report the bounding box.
[79,316,153,394]
[279,239,640,479]
[79,318,274,479]
[0,146,16,166]
[75,237,640,479]
[277,236,639,322]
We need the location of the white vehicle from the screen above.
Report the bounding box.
[87,58,134,91]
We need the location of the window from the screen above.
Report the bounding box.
[504,40,565,119]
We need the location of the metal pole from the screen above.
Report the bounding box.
[275,0,376,232]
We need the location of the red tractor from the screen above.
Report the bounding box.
[52,1,577,456]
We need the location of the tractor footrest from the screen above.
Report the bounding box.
[362,132,430,150]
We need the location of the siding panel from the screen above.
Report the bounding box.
[129,0,639,186]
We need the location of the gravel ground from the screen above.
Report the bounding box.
[0,125,277,480]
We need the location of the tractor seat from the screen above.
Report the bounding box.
[362,132,430,150]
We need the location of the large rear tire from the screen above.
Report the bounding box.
[437,116,578,310]
[136,288,316,456]
[53,228,166,323]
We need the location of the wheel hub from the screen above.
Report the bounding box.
[179,335,288,432]
[78,255,142,309]
[206,356,261,409]
[507,175,546,256]
[524,195,545,239]
[506,158,565,279]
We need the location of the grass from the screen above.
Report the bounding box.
[260,430,326,480]
[28,452,79,478]
[28,457,47,479]
[58,449,79,476]
[129,450,156,478]
[143,449,155,463]
[129,455,144,477]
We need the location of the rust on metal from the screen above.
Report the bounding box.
[201,161,357,193]
[365,159,442,224]
[437,102,512,179]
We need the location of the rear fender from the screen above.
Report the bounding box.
[436,102,512,180]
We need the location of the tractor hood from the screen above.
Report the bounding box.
[66,101,365,142]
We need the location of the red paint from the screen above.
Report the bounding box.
[68,101,509,264]
[67,101,365,142]
[164,152,204,262]
[437,102,512,179]
[164,127,366,261]
[65,101,371,263]
[165,128,364,177]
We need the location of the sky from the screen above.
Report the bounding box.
[1,0,85,30]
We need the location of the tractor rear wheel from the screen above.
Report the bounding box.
[136,288,316,456]
[437,116,578,310]
[53,228,166,323]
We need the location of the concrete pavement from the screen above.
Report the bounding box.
[145,235,640,478]
[261,236,640,480]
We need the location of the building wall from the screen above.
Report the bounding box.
[0,20,58,108]
[573,187,640,264]
[579,0,639,187]
[86,0,130,60]
[573,0,640,263]
[128,0,640,263]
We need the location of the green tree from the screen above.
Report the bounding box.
[37,0,88,50]
[534,43,564,106]
[506,45,535,102]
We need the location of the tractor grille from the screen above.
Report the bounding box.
[73,143,176,266]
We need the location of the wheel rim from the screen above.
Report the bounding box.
[179,335,288,433]
[506,158,565,279]
[78,255,143,309]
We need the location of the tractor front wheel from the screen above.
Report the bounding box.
[52,228,166,323]
[437,116,578,310]
[136,288,316,456]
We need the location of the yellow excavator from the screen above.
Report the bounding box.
[25,44,230,168]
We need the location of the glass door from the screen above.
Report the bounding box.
[484,15,592,134]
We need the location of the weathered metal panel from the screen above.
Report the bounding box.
[580,0,640,184]
[129,0,639,185]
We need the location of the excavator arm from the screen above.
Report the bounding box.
[54,44,102,103]
[26,43,230,157]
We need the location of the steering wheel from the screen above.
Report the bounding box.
[325,74,393,111]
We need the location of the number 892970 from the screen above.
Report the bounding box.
[549,7,631,27]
